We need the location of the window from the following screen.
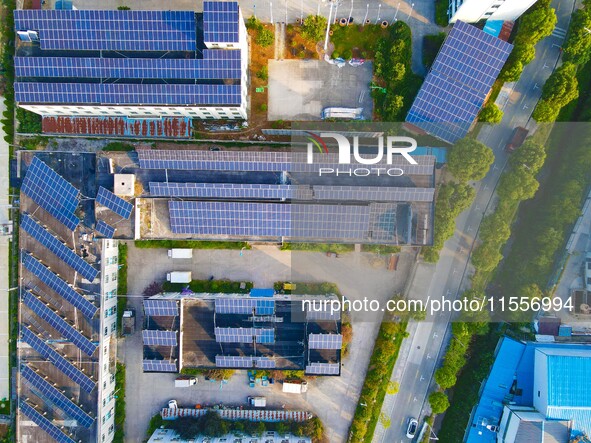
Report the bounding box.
[105,275,109,283]
[104,327,108,336]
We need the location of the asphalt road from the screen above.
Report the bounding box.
[374,0,577,441]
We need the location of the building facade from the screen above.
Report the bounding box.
[449,0,539,23]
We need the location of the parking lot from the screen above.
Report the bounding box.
[268,60,374,121]
[120,243,415,442]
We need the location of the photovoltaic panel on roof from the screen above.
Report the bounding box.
[308,333,342,350]
[143,299,179,317]
[20,214,98,282]
[14,10,197,51]
[215,298,257,314]
[305,363,340,375]
[15,56,241,80]
[96,187,133,219]
[203,1,240,43]
[95,220,115,238]
[23,290,98,356]
[19,401,76,443]
[256,329,275,344]
[21,157,79,230]
[405,21,512,144]
[215,355,276,368]
[306,307,341,321]
[20,365,94,428]
[14,83,242,106]
[149,182,293,199]
[22,252,98,319]
[142,359,177,372]
[142,330,177,346]
[21,327,96,393]
[215,327,255,343]
[254,357,276,368]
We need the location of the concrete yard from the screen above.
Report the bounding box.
[120,243,415,442]
[268,60,374,121]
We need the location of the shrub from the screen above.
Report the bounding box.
[301,15,327,42]
[256,27,274,47]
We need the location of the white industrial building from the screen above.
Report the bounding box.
[449,0,539,23]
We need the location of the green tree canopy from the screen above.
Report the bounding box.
[514,6,557,46]
[563,6,591,65]
[497,167,540,201]
[478,102,504,124]
[540,62,579,106]
[255,27,274,47]
[429,391,451,414]
[471,241,503,272]
[532,99,560,122]
[301,15,327,42]
[434,365,457,389]
[448,138,495,183]
[480,212,511,244]
[508,140,547,174]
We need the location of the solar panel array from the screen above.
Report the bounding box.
[142,330,177,346]
[215,355,276,369]
[137,150,435,176]
[22,252,98,319]
[203,1,240,43]
[214,327,275,344]
[14,10,197,51]
[23,290,98,356]
[95,220,115,238]
[21,214,98,282]
[306,307,341,321]
[15,83,242,106]
[19,401,76,443]
[142,359,177,372]
[96,187,133,219]
[305,363,340,375]
[143,299,179,317]
[214,298,275,315]
[20,365,94,428]
[308,334,342,350]
[406,21,512,144]
[15,54,241,80]
[21,157,79,230]
[21,327,96,393]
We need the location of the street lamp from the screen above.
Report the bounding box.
[323,0,334,50]
[270,1,274,24]
[408,2,414,19]
[394,2,400,21]
[348,0,353,23]
[363,3,369,25]
[375,3,381,24]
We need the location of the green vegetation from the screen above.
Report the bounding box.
[280,242,355,253]
[114,363,126,443]
[499,0,556,82]
[103,142,135,152]
[435,0,449,27]
[117,6,130,10]
[533,62,579,122]
[163,279,253,294]
[563,0,591,65]
[145,414,165,442]
[246,16,274,48]
[135,239,249,250]
[164,412,324,442]
[1,0,16,146]
[360,244,401,254]
[428,391,450,414]
[330,24,388,59]
[348,319,407,443]
[256,65,268,81]
[422,33,446,70]
[447,138,495,183]
[117,243,128,335]
[478,102,504,124]
[373,22,423,121]
[273,281,341,297]
[16,108,41,134]
[422,183,475,263]
[301,15,327,42]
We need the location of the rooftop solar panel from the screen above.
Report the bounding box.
[405,21,512,143]
[305,362,340,375]
[149,182,293,199]
[142,359,177,372]
[20,364,95,428]
[15,56,242,81]
[20,214,98,282]
[22,252,98,319]
[308,333,342,350]
[14,83,242,106]
[214,297,275,315]
[254,357,276,369]
[143,299,179,317]
[215,355,253,368]
[21,327,96,393]
[19,401,76,443]
[23,290,98,356]
[14,10,197,51]
[96,187,133,219]
[95,220,115,238]
[306,307,341,321]
[203,1,240,44]
[21,157,79,230]
[215,327,255,343]
[142,330,177,346]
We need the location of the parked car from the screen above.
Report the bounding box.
[406,418,418,439]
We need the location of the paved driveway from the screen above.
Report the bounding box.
[121,243,415,442]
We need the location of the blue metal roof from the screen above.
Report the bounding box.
[483,20,503,38]
[542,348,591,407]
[250,288,275,298]
[414,147,447,164]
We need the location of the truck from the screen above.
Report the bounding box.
[174,376,197,388]
[505,126,529,152]
[166,271,192,283]
[168,249,193,259]
[282,380,308,394]
[248,396,266,407]
[122,309,135,336]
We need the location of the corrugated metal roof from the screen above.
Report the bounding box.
[540,348,591,407]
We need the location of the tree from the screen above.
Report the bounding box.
[387,381,400,395]
[383,94,404,119]
[434,365,457,389]
[514,6,557,46]
[256,27,274,47]
[429,391,451,414]
[301,15,327,42]
[497,167,540,202]
[540,62,579,106]
[448,138,495,183]
[471,241,503,271]
[532,99,560,122]
[478,102,504,124]
[563,7,591,65]
[510,42,536,66]
[508,140,546,174]
[499,60,524,82]
[480,213,511,244]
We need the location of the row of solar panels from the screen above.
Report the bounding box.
[144,299,179,317]
[138,149,435,175]
[150,182,435,203]
[308,333,342,350]
[143,359,177,372]
[215,355,276,369]
[215,327,275,344]
[215,297,275,315]
[15,83,243,106]
[305,362,340,375]
[15,54,241,80]
[142,330,178,347]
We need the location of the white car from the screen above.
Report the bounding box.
[168,399,178,409]
[406,418,418,439]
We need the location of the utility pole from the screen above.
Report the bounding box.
[324,0,333,51]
